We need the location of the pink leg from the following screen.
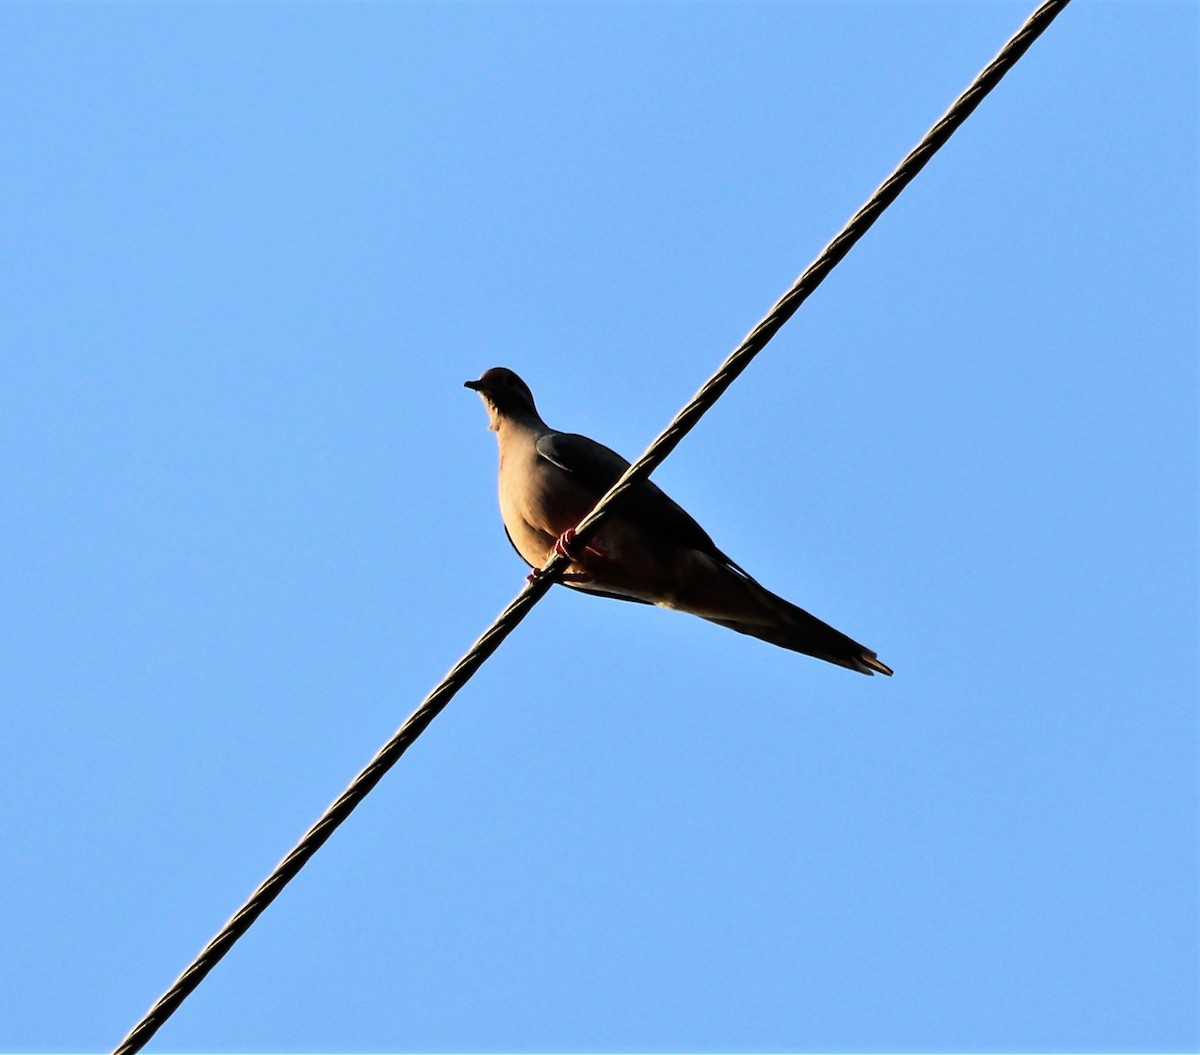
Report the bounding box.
[554,528,608,561]
[553,529,578,560]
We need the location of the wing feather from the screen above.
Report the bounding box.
[534,431,739,566]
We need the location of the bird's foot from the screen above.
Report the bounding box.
[553,529,579,560]
[554,528,607,561]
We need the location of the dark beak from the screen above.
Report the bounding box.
[463,379,483,391]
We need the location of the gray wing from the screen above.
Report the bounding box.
[534,431,738,565]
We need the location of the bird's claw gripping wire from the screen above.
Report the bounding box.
[554,528,580,560]
[554,527,607,561]
[525,528,603,585]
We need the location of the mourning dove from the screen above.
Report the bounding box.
[465,367,892,676]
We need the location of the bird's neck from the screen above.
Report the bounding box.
[493,411,547,437]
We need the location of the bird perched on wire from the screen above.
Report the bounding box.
[465,367,891,676]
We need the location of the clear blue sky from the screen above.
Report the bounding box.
[2,3,1195,1052]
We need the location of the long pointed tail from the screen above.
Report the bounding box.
[707,579,892,676]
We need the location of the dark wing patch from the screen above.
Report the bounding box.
[534,431,736,563]
[534,431,625,494]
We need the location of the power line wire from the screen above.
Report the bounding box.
[112,3,1072,1051]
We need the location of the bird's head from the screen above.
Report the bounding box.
[464,367,540,431]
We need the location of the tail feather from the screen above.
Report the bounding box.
[707,579,892,676]
[598,545,892,676]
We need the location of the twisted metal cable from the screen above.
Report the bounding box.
[570,0,1073,550]
[113,2,1071,1051]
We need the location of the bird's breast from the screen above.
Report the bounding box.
[498,450,592,566]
